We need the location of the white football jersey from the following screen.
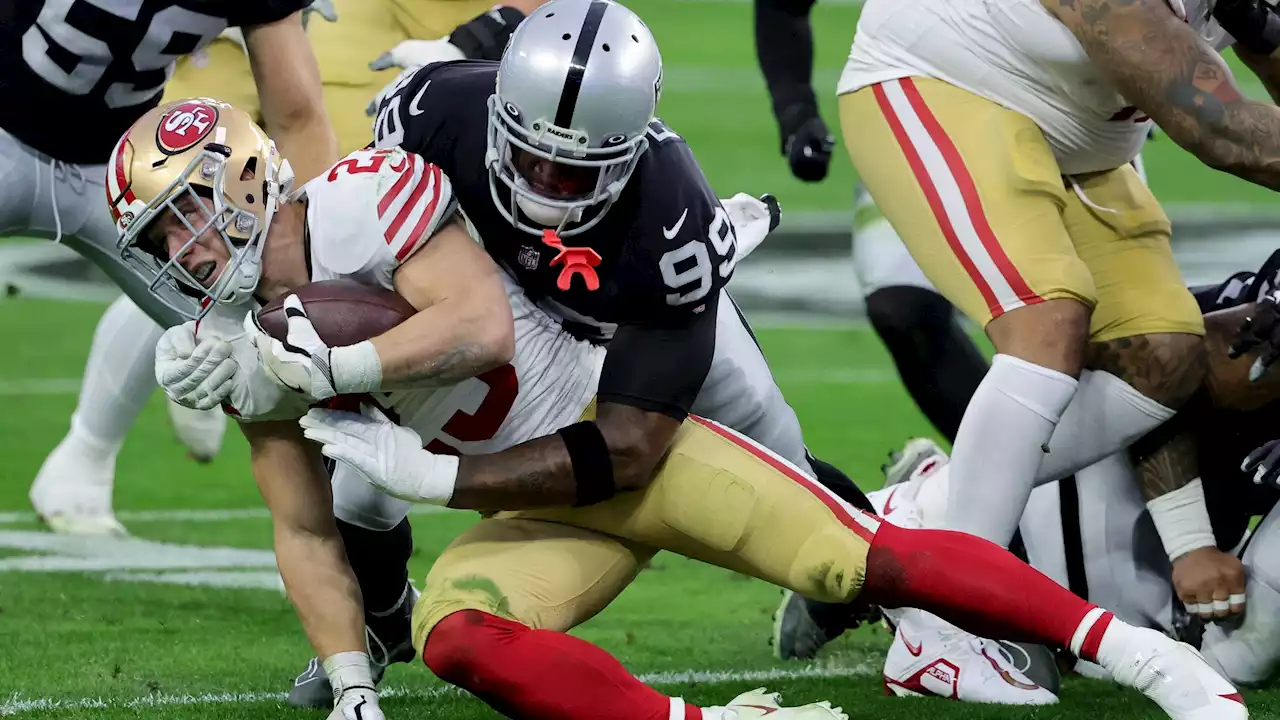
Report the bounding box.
[839,0,1233,175]
[205,147,603,450]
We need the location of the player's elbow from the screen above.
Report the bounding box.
[471,301,516,370]
[596,405,682,492]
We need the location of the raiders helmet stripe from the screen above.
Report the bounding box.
[554,0,610,129]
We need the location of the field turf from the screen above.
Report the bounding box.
[6,0,1280,717]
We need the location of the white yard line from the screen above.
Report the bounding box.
[0,663,875,716]
[0,505,453,526]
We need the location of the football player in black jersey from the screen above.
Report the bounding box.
[12,0,337,536]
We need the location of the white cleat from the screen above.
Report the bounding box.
[882,610,1057,705]
[167,399,227,463]
[29,436,126,537]
[707,688,848,719]
[1102,625,1247,719]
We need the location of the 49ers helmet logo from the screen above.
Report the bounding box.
[156,101,219,155]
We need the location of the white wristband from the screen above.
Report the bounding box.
[1146,478,1217,562]
[331,341,383,395]
[322,651,374,697]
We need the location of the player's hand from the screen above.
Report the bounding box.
[781,108,835,183]
[304,0,339,26]
[155,321,237,411]
[1171,546,1247,622]
[327,686,385,720]
[1243,438,1280,489]
[247,295,338,403]
[369,39,465,73]
[1228,288,1280,381]
[299,404,458,505]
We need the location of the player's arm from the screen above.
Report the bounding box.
[301,292,722,510]
[239,419,372,675]
[753,0,834,181]
[373,217,515,389]
[1044,0,1280,188]
[243,12,339,183]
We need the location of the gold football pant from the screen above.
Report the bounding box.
[839,77,1203,342]
[410,416,880,654]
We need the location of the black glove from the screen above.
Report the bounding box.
[1228,289,1280,381]
[450,6,526,61]
[779,104,835,183]
[1243,438,1280,488]
[1214,0,1280,55]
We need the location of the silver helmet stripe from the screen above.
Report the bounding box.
[553,0,611,129]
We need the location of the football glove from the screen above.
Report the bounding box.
[305,0,339,26]
[1228,288,1280,382]
[155,322,237,411]
[1243,438,1280,489]
[299,404,459,505]
[369,39,465,73]
[248,295,339,402]
[779,104,835,183]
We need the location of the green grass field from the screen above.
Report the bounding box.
[6,1,1280,717]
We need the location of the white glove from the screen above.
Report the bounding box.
[247,295,382,404]
[155,322,237,411]
[299,404,459,505]
[305,0,339,26]
[369,38,465,73]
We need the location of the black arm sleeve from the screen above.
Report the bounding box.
[754,0,820,151]
[596,293,719,420]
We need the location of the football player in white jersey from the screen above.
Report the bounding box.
[7,0,338,536]
[125,96,1248,720]
[833,0,1280,630]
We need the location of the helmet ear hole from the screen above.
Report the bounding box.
[241,156,258,181]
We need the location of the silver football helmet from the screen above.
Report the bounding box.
[486,0,662,236]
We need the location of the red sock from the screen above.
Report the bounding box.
[862,521,1113,661]
[424,610,703,720]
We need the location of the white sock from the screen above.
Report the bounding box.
[1034,369,1175,486]
[943,354,1078,545]
[69,296,163,451]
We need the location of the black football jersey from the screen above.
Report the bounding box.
[0,0,308,163]
[372,60,740,417]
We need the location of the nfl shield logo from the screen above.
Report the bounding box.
[518,245,540,270]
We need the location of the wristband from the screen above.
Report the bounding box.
[331,341,383,395]
[558,421,616,506]
[1146,478,1218,562]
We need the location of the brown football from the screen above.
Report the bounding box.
[256,279,416,347]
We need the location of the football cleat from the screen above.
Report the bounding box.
[771,589,844,661]
[881,437,948,490]
[29,435,126,537]
[882,609,1057,705]
[166,399,227,463]
[1100,625,1248,720]
[708,688,848,719]
[288,583,420,709]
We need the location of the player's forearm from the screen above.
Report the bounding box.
[1054,0,1280,188]
[754,0,819,142]
[1131,425,1219,560]
[449,403,680,510]
[369,300,514,390]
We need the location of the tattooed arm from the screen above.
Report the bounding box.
[376,216,516,389]
[1044,0,1280,187]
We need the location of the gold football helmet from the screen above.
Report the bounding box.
[106,98,294,320]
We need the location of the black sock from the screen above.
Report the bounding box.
[336,517,414,617]
[806,453,875,513]
[864,286,988,442]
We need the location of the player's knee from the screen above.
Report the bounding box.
[986,297,1091,376]
[1088,332,1207,409]
[422,610,491,680]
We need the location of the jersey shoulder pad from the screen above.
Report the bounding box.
[371,60,495,153]
[304,147,457,287]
